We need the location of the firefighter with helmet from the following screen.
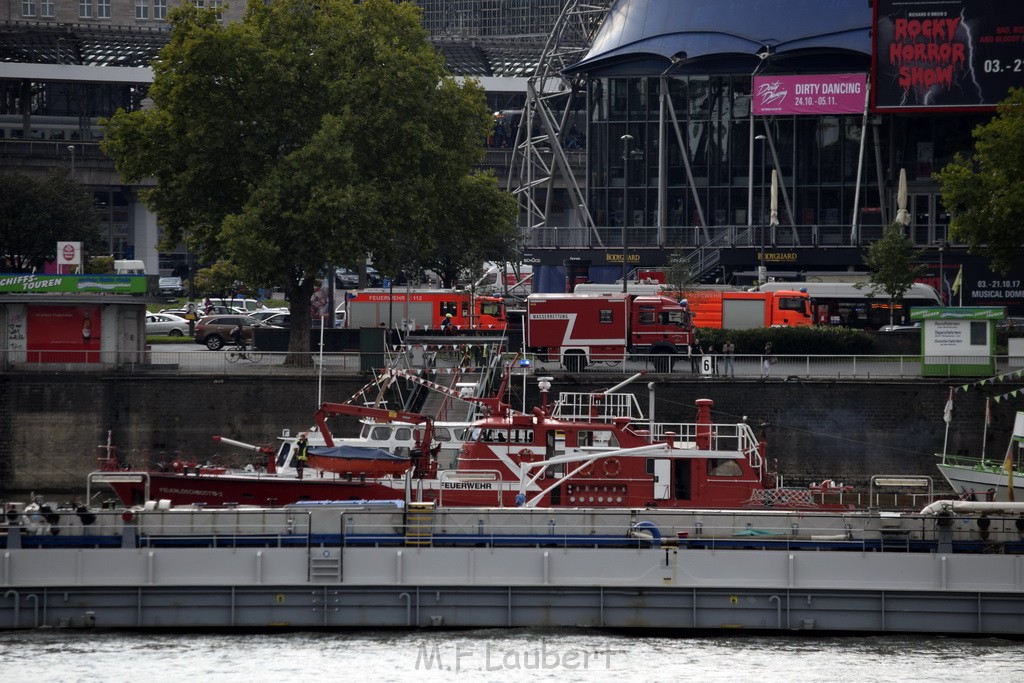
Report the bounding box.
[440,312,456,335]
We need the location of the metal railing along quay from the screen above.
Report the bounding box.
[2,348,1021,380]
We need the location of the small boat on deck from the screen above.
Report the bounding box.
[304,445,413,478]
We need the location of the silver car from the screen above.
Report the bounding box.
[145,313,190,337]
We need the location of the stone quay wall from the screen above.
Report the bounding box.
[2,372,1021,497]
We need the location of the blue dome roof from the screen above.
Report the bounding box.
[569,0,872,75]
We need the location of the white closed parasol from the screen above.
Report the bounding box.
[895,167,911,226]
[769,169,779,227]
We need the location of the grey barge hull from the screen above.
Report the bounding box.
[3,503,1023,634]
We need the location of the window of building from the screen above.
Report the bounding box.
[97,0,110,18]
[40,0,54,16]
[153,0,167,19]
[22,0,36,17]
[135,0,148,19]
[209,0,223,20]
[78,0,92,18]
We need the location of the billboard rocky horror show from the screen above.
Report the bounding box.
[874,0,1024,110]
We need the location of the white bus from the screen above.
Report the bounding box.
[753,282,941,329]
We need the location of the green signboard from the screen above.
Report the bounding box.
[911,307,1006,321]
[0,274,147,294]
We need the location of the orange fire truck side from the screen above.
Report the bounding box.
[682,289,812,329]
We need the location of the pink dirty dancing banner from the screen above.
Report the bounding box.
[753,74,867,115]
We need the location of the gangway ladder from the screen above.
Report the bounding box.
[405,502,435,547]
[309,546,343,584]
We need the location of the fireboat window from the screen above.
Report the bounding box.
[510,429,533,443]
[370,426,392,440]
[472,428,531,443]
[708,458,743,477]
[577,430,617,448]
[394,427,413,442]
[276,443,291,468]
[434,427,451,441]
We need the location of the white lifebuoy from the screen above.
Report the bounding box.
[603,458,621,478]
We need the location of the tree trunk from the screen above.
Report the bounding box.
[283,278,316,367]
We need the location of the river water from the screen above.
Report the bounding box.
[2,629,1022,682]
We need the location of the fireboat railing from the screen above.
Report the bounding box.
[551,391,644,421]
[648,421,764,477]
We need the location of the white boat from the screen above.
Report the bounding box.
[937,411,1024,502]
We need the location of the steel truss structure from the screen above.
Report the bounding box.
[506,1,611,240]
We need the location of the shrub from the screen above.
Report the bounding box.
[693,326,875,355]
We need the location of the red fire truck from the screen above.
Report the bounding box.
[525,293,693,372]
[344,290,507,330]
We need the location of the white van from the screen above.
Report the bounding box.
[114,259,146,275]
[208,297,284,314]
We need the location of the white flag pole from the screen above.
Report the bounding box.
[941,387,953,464]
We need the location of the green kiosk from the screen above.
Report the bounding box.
[911,307,1005,377]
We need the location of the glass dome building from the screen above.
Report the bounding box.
[532,0,1002,297]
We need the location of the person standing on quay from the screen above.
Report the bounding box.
[295,433,309,480]
[722,339,736,377]
[690,336,703,374]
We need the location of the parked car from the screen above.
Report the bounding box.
[145,313,190,337]
[158,277,186,297]
[260,311,341,328]
[250,309,287,324]
[194,315,258,350]
[206,298,284,314]
[335,267,381,288]
[261,312,291,328]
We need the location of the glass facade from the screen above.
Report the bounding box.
[585,74,985,248]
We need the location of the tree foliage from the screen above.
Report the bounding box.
[862,222,926,326]
[663,247,696,294]
[0,169,103,272]
[194,260,245,298]
[935,87,1024,274]
[101,0,517,357]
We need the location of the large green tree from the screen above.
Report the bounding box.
[862,222,926,327]
[0,169,103,272]
[101,0,517,357]
[935,87,1024,274]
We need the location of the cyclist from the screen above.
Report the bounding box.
[230,323,245,349]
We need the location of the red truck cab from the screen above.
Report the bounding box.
[526,293,692,372]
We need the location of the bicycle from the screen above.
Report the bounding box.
[225,341,263,364]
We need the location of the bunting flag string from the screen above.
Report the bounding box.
[992,388,1022,404]
[955,368,1024,393]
